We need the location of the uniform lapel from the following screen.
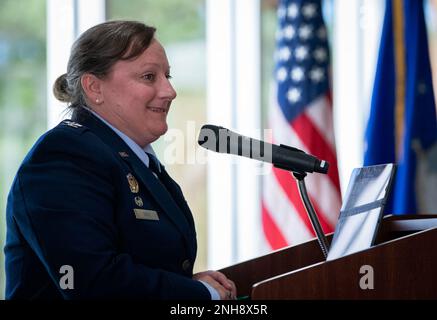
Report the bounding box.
[73,111,195,252]
[158,167,196,229]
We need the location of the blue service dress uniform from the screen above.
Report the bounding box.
[4,109,210,299]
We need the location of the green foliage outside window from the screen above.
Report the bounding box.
[107,0,205,44]
[0,0,47,300]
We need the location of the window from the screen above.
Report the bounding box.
[0,0,47,299]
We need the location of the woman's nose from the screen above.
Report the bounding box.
[160,78,177,100]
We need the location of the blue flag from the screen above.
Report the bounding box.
[364,0,437,215]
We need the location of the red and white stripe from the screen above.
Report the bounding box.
[262,91,341,250]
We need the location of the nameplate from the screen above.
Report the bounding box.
[134,209,159,221]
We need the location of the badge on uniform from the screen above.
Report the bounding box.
[118,151,129,158]
[126,173,139,193]
[134,196,143,207]
[134,209,159,221]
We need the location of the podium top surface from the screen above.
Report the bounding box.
[382,214,437,232]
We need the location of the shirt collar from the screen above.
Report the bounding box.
[86,108,157,168]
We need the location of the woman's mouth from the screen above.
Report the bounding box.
[147,106,168,114]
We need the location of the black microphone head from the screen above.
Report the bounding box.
[199,124,326,174]
[198,124,222,152]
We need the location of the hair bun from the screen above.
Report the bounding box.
[53,74,72,103]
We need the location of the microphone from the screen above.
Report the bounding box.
[198,124,329,174]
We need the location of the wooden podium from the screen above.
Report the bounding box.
[219,215,437,299]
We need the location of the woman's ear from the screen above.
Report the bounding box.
[81,73,104,105]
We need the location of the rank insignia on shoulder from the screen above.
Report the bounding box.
[126,173,139,193]
[118,151,129,158]
[63,120,83,128]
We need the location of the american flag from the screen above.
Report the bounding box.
[262,0,341,250]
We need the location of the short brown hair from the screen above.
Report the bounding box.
[53,20,156,109]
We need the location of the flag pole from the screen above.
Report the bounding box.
[293,172,329,258]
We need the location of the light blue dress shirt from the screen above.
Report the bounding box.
[87,109,220,300]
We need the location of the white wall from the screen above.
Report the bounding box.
[206,0,262,269]
[333,0,385,194]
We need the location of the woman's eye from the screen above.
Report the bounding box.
[166,74,173,80]
[142,74,155,81]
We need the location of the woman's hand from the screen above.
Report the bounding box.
[193,270,237,300]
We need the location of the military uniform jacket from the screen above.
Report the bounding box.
[5,110,210,300]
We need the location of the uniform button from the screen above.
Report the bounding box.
[182,259,191,271]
